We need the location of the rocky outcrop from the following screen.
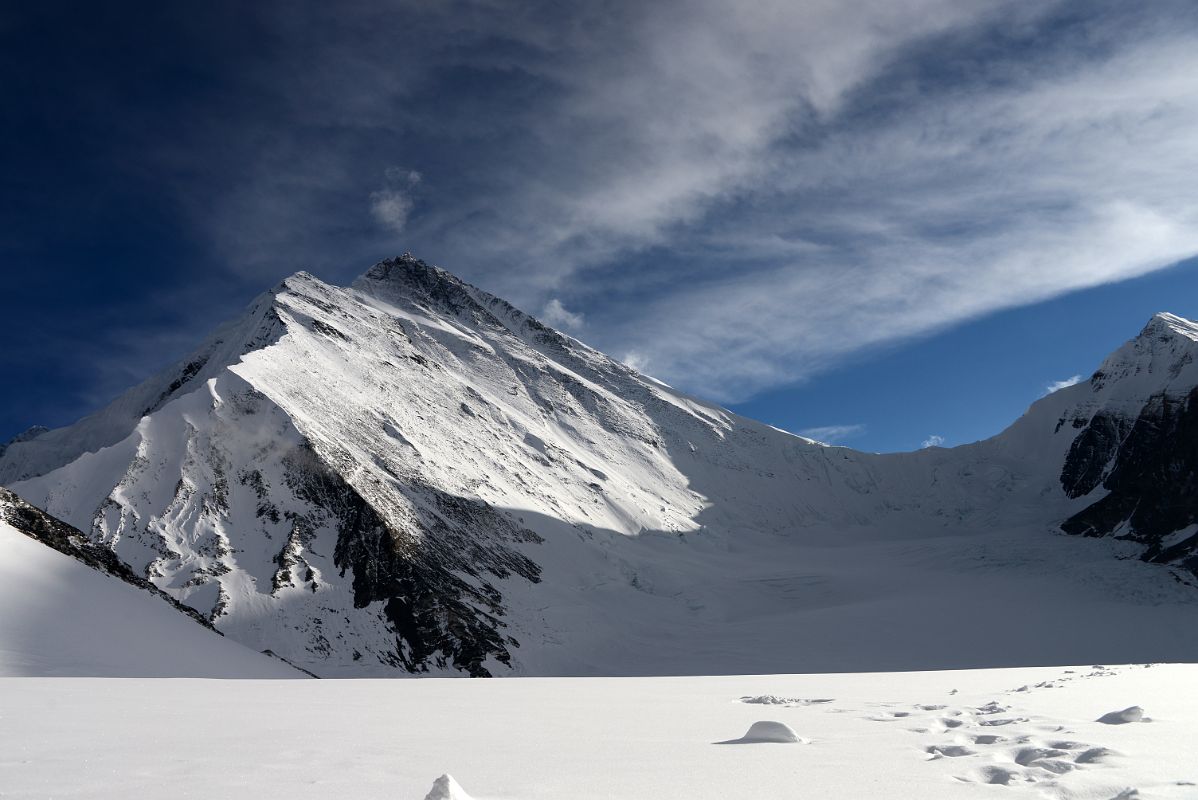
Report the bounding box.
[283,444,543,676]
[1060,388,1198,574]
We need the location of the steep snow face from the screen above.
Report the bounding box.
[0,488,301,677]
[5,256,1198,677]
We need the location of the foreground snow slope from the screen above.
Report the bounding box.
[4,255,1198,676]
[1,664,1193,798]
[0,490,301,677]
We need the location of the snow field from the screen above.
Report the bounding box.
[1,663,1193,799]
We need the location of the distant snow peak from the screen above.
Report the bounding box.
[0,425,48,458]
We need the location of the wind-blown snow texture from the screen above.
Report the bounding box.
[4,255,1198,677]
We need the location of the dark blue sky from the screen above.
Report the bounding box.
[3,1,1198,451]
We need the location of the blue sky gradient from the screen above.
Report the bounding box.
[3,1,1198,451]
[732,257,1198,451]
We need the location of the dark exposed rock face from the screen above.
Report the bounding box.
[1060,409,1132,500]
[1060,388,1198,574]
[282,445,543,677]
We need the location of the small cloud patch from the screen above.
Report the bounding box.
[542,298,585,330]
[623,351,650,373]
[369,168,423,233]
[1043,374,1083,396]
[921,434,945,449]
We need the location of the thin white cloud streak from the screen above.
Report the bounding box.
[1044,375,1084,396]
[921,434,946,449]
[798,424,866,444]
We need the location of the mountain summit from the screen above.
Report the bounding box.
[4,256,1198,676]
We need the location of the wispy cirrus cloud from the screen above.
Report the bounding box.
[798,424,866,444]
[45,0,1198,409]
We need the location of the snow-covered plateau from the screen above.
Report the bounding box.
[2,664,1194,799]
[3,254,1198,678]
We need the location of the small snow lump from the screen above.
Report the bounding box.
[718,720,806,744]
[1097,706,1144,725]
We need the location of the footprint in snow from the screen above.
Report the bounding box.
[898,697,1136,796]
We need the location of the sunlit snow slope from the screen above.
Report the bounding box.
[4,255,1198,677]
[0,488,302,677]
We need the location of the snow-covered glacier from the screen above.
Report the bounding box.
[4,254,1198,677]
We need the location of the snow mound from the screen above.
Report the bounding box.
[1097,706,1145,725]
[719,720,806,744]
[423,774,474,800]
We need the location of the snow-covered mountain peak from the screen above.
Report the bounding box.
[354,253,488,314]
[273,269,326,293]
[6,261,1198,677]
[1090,311,1198,396]
[1145,311,1198,341]
[351,253,559,346]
